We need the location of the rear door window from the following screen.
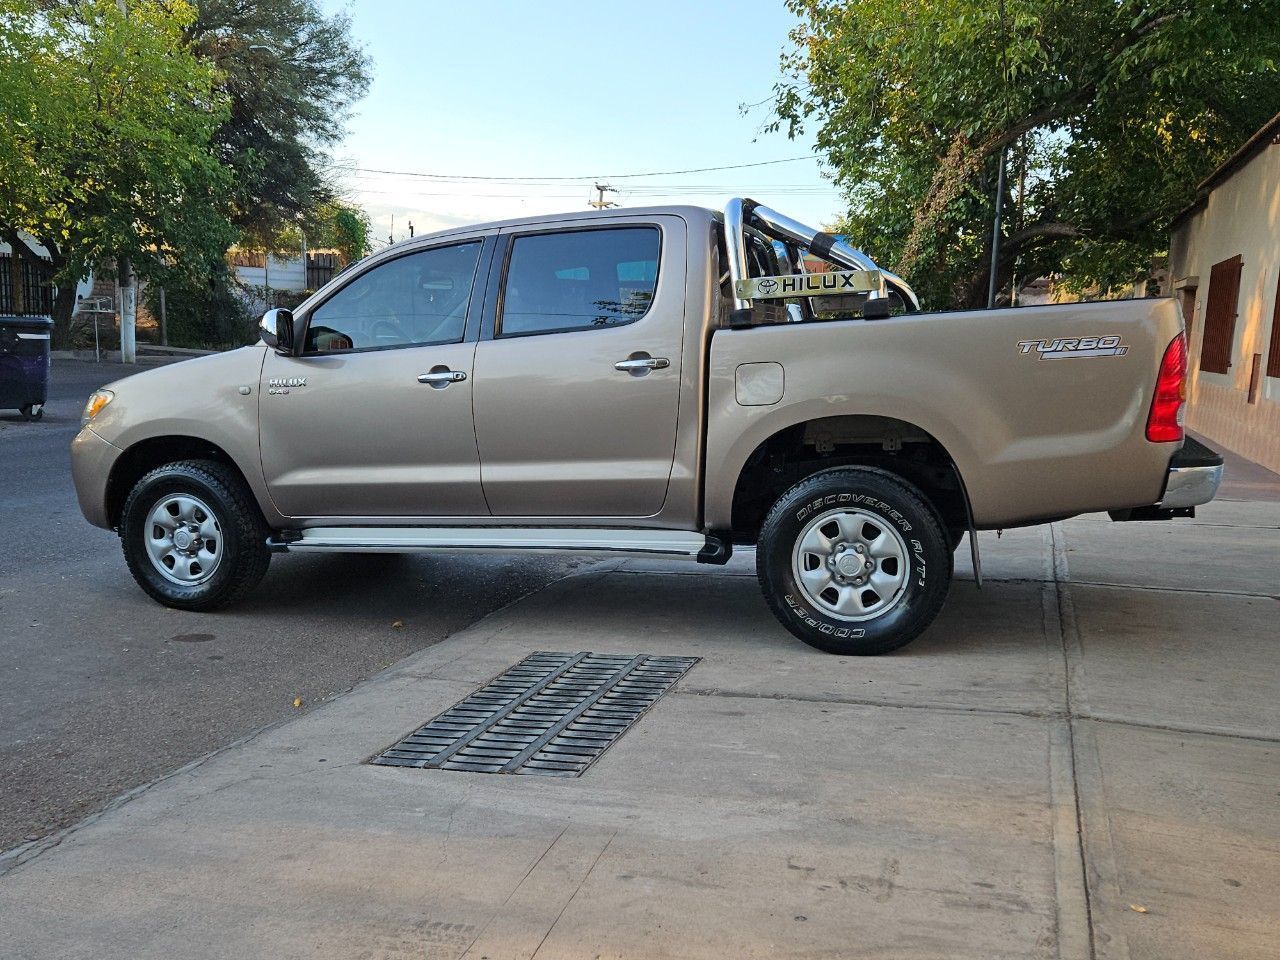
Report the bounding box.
[498,227,660,337]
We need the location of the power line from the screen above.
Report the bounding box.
[332,155,819,183]
[348,180,834,194]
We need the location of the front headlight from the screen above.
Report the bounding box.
[81,389,114,428]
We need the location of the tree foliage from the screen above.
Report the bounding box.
[0,0,234,341]
[186,0,370,248]
[307,199,370,264]
[144,265,253,350]
[771,0,1280,308]
[0,0,371,347]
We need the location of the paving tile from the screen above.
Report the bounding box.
[1083,721,1280,960]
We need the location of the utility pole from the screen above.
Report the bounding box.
[987,0,1010,310]
[589,183,617,209]
[115,0,137,361]
[118,255,136,363]
[408,221,414,238]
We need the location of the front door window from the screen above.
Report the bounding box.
[305,241,483,352]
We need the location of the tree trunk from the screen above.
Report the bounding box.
[52,284,78,348]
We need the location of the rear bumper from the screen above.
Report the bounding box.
[1158,436,1224,509]
[1109,437,1223,522]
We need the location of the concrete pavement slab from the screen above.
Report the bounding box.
[1058,517,1280,596]
[1066,585,1280,739]
[1079,721,1280,960]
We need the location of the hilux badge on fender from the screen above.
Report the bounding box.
[267,376,307,395]
[1017,336,1129,360]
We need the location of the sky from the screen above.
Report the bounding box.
[317,0,841,249]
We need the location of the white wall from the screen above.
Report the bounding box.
[232,253,308,294]
[1169,141,1280,472]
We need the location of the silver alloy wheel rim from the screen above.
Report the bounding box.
[144,493,223,586]
[791,507,910,622]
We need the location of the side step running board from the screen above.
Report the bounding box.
[267,527,731,563]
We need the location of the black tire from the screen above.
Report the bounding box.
[756,466,952,655]
[120,459,271,611]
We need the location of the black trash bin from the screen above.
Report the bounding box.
[0,315,53,421]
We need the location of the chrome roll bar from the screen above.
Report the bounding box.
[723,198,753,326]
[723,198,920,319]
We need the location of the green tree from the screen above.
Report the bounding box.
[770,0,1280,308]
[306,199,371,264]
[185,0,370,250]
[0,0,234,344]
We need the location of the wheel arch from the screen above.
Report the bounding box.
[724,414,972,545]
[105,435,261,530]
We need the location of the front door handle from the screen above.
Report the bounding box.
[614,356,670,373]
[417,368,467,387]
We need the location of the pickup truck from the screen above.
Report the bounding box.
[71,199,1223,655]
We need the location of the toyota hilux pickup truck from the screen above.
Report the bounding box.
[71,199,1223,655]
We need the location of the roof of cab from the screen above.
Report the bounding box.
[374,203,718,255]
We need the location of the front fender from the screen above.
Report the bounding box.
[85,347,283,526]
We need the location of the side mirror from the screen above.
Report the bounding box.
[259,308,295,353]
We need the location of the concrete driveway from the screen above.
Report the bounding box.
[2,486,1276,959]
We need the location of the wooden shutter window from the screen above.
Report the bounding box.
[1267,272,1280,379]
[1199,255,1242,374]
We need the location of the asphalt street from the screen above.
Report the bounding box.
[0,359,584,851]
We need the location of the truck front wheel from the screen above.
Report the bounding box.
[119,459,271,611]
[756,467,952,655]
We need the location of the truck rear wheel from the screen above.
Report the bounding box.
[119,459,271,611]
[756,467,951,655]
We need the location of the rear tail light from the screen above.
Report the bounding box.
[1146,334,1187,442]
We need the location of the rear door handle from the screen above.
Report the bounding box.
[417,369,467,386]
[614,356,669,373]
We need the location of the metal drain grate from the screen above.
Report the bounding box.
[371,652,698,777]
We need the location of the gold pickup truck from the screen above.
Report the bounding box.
[71,199,1222,655]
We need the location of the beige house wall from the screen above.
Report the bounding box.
[1169,141,1280,474]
